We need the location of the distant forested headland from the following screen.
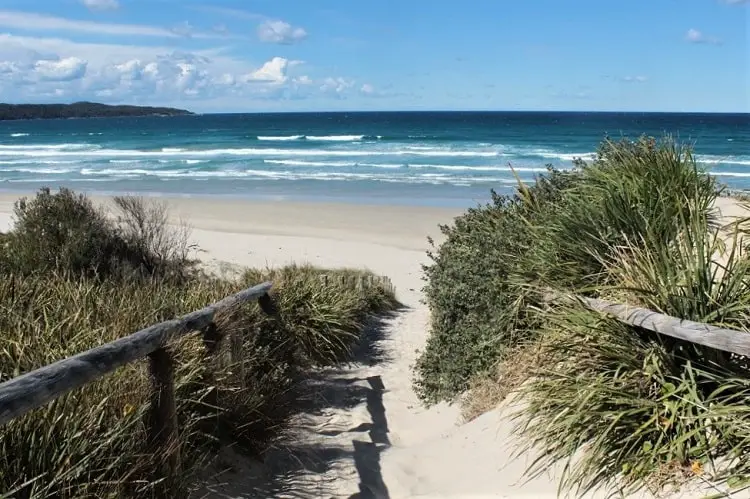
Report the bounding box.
[0,102,193,121]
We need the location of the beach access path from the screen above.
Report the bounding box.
[0,194,744,498]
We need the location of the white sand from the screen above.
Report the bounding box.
[0,193,744,498]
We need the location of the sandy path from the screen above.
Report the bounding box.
[0,194,742,498]
[185,226,469,498]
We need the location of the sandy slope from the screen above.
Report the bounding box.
[0,194,745,498]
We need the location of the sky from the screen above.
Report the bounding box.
[0,0,747,113]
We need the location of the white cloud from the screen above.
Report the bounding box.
[80,0,119,11]
[0,33,361,105]
[685,28,722,45]
[0,10,223,39]
[243,56,289,84]
[257,20,307,44]
[0,10,176,37]
[622,75,648,83]
[320,77,355,96]
[34,57,87,81]
[360,83,376,94]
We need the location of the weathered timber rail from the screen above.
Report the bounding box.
[549,292,750,356]
[0,280,274,494]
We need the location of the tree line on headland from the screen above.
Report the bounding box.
[0,102,193,121]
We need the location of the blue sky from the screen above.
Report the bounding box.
[0,0,747,112]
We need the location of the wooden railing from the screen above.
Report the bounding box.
[549,292,750,357]
[0,280,274,493]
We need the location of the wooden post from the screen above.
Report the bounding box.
[258,293,278,316]
[148,347,181,496]
[229,331,245,388]
[201,322,223,420]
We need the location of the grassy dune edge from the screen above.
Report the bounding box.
[416,136,750,497]
[0,188,398,498]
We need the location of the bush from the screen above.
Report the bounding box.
[414,169,578,403]
[2,188,198,281]
[0,189,399,498]
[416,135,750,494]
[517,215,750,495]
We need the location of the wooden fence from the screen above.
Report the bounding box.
[1,279,749,495]
[0,280,274,494]
[549,292,750,357]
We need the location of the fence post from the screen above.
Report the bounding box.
[201,322,224,423]
[148,347,181,496]
[229,331,245,388]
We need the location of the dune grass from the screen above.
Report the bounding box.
[0,188,398,498]
[416,136,750,495]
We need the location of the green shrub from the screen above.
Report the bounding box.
[2,188,198,281]
[414,169,576,404]
[0,189,399,498]
[417,135,750,494]
[4,187,124,277]
[531,136,718,291]
[415,136,719,406]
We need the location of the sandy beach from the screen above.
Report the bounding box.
[0,192,740,499]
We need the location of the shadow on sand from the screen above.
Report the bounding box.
[192,309,403,499]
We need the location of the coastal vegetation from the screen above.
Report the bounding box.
[0,102,192,121]
[0,188,397,497]
[415,136,750,495]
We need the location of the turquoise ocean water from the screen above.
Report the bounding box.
[0,112,747,207]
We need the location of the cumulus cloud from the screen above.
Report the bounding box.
[0,32,363,105]
[685,28,722,45]
[80,0,119,11]
[257,20,307,44]
[34,57,87,81]
[243,57,290,84]
[320,77,355,97]
[622,75,648,83]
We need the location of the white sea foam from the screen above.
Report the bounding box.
[0,146,502,158]
[697,155,750,167]
[532,150,596,161]
[0,143,99,151]
[10,133,29,137]
[0,159,77,165]
[263,159,400,169]
[73,166,516,185]
[263,159,551,172]
[0,167,74,174]
[257,135,305,141]
[306,135,364,141]
[406,163,549,172]
[709,171,750,178]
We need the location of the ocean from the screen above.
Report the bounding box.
[0,111,747,208]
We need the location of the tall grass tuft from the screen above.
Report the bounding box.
[0,188,398,497]
[417,135,750,494]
